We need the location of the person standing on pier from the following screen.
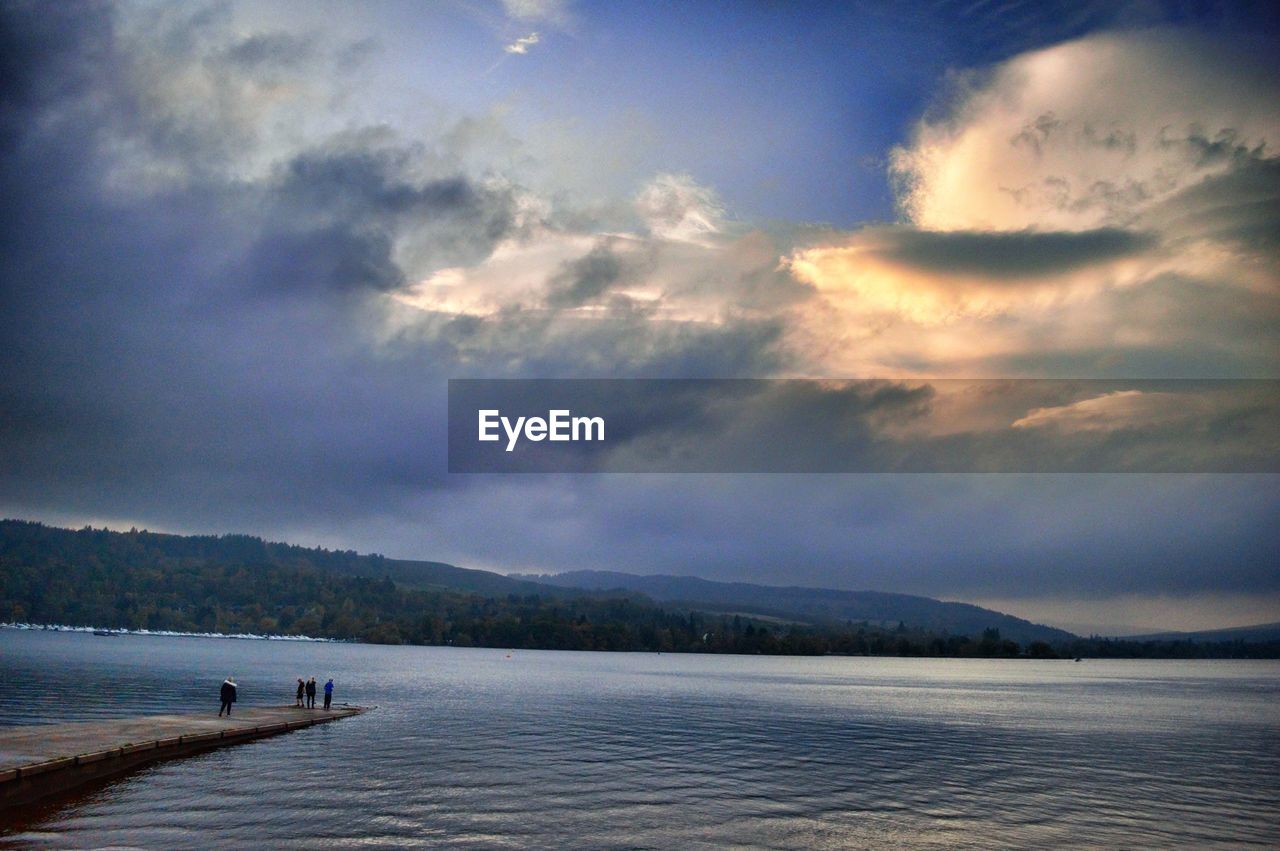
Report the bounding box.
[219,676,237,717]
[295,678,305,707]
[323,678,334,710]
[305,676,316,708]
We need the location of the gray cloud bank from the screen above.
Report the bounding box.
[1,3,1277,628]
[861,227,1158,280]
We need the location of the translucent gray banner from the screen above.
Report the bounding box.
[447,379,1279,473]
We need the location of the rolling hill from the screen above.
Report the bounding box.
[1122,622,1280,643]
[2,518,1071,644]
[524,570,1075,645]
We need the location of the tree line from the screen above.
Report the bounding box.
[2,520,1275,658]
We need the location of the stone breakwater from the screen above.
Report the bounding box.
[0,705,368,811]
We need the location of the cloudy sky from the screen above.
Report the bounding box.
[2,0,1277,634]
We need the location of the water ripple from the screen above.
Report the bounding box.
[1,633,1277,848]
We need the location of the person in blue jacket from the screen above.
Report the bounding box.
[323,678,334,710]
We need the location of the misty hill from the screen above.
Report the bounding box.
[0,519,1068,643]
[1123,622,1280,643]
[526,570,1075,645]
[0,519,1054,656]
[0,518,1066,645]
[359,556,575,598]
[0,520,705,648]
[7,519,1278,657]
[0,518,561,598]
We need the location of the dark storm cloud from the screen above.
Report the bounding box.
[0,2,448,523]
[0,0,787,533]
[865,225,1156,279]
[544,240,630,308]
[398,308,787,379]
[242,149,520,294]
[243,226,405,293]
[0,1,106,133]
[274,150,515,235]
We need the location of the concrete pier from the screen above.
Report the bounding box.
[0,705,366,811]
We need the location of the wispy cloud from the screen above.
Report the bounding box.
[504,32,540,54]
[502,0,569,26]
[1011,390,1191,432]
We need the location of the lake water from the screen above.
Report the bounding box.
[1,630,1277,848]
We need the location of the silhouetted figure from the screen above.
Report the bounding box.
[305,677,317,708]
[295,678,305,707]
[219,677,237,716]
[323,678,334,710]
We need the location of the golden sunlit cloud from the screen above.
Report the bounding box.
[890,31,1280,233]
[787,228,1153,325]
[381,31,1278,381]
[1010,390,1198,432]
[778,31,1280,377]
[388,173,790,326]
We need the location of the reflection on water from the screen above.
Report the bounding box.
[1,630,1277,849]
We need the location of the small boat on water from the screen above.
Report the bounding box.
[92,629,121,637]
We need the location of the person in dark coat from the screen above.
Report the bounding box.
[295,678,305,707]
[219,676,237,717]
[305,677,317,708]
[323,678,334,710]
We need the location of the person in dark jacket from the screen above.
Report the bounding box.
[323,678,334,710]
[219,677,237,716]
[295,678,305,707]
[305,677,316,708]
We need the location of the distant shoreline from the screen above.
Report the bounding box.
[7,623,1280,662]
[1,622,342,643]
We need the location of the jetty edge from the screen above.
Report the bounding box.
[0,704,368,811]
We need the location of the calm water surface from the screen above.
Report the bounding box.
[1,630,1277,849]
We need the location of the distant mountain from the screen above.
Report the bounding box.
[1123,622,1280,643]
[0,517,561,600]
[0,519,1060,655]
[346,556,574,598]
[0,520,674,647]
[11,519,1277,656]
[522,570,1075,644]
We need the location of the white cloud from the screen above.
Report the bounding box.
[778,30,1280,377]
[635,173,725,245]
[890,31,1280,232]
[1010,390,1200,432]
[501,0,569,25]
[393,229,597,317]
[503,32,540,54]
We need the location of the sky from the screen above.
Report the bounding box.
[1,0,1277,635]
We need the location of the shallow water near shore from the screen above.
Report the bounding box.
[1,630,1278,849]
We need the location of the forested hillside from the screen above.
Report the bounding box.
[4,521,1276,658]
[532,570,1075,645]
